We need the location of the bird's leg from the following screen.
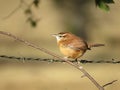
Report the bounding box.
[75,58,78,62]
[75,58,80,64]
[75,58,86,78]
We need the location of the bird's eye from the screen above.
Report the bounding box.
[59,34,66,38]
[59,35,63,38]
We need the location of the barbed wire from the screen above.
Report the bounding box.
[0,55,119,64]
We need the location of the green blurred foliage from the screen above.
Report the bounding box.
[33,0,40,7]
[28,18,37,27]
[95,0,114,11]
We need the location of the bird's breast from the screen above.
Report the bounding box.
[59,44,85,59]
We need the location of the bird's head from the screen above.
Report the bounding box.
[52,32,71,42]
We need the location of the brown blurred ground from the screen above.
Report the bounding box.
[0,0,120,90]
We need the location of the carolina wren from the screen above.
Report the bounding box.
[53,32,104,60]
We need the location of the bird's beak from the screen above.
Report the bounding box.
[52,34,57,37]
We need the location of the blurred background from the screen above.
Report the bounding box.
[0,0,120,90]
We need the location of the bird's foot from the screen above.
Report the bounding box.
[75,58,80,65]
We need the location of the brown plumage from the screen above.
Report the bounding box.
[53,32,104,59]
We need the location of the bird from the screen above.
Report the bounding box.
[52,32,104,60]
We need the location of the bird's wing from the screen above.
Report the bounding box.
[67,39,89,50]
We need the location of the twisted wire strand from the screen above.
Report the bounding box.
[0,55,119,64]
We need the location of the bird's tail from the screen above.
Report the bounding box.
[88,43,105,49]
